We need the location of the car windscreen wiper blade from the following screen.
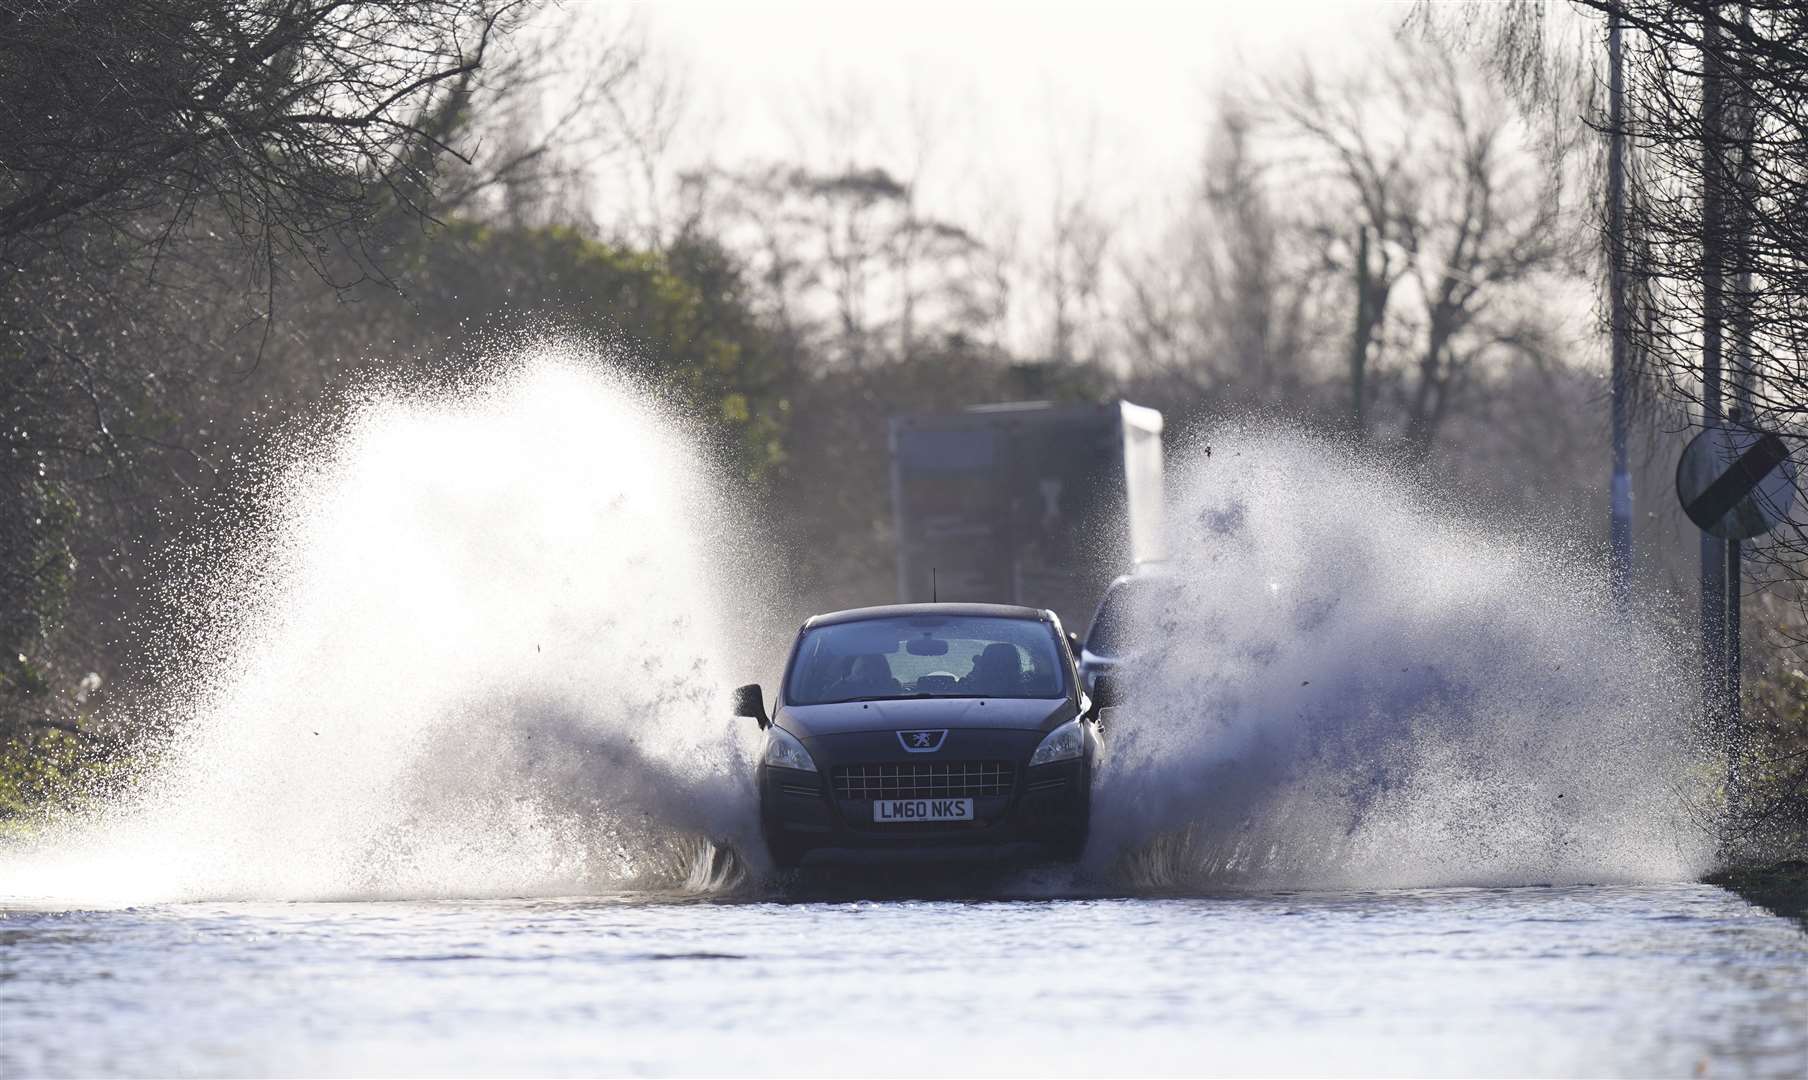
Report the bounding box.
[816,692,942,704]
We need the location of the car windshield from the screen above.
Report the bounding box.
[1085,578,1159,658]
[785,615,1066,705]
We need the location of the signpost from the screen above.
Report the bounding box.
[1676,421,1797,804]
[1676,424,1797,540]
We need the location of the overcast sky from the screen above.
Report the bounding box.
[608,1,1412,241]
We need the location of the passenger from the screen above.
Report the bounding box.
[963,643,1022,695]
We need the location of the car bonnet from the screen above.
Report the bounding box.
[776,695,1072,738]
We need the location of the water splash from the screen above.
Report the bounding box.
[3,383,1722,904]
[2,344,765,904]
[1089,424,1718,890]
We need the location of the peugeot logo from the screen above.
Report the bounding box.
[898,729,948,753]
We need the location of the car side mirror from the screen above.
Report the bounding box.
[732,683,769,729]
[1088,674,1119,717]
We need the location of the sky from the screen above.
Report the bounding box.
[604,0,1411,243]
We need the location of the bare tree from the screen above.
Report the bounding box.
[1573,1,1808,571]
[1034,113,1115,368]
[680,160,1001,368]
[1266,34,1583,456]
[0,1,529,281]
[1122,102,1320,412]
[1424,0,1808,853]
[0,0,536,738]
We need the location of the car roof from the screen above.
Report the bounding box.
[804,602,1052,628]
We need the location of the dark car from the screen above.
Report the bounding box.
[1078,569,1165,694]
[733,603,1112,869]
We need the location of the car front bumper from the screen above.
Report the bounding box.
[757,728,1093,867]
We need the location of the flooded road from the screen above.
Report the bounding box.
[3,883,1803,1078]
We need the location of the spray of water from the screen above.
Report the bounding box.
[2,344,767,905]
[1088,424,1718,890]
[2,368,1720,904]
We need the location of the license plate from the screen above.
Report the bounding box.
[873,798,973,822]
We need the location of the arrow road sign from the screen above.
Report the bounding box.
[1675,424,1798,539]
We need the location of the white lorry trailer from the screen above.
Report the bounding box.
[888,400,1165,635]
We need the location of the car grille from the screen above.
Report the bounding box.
[832,761,1015,801]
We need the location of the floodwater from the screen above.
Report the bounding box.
[2,883,1803,1078]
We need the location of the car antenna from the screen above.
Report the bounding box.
[932,567,938,603]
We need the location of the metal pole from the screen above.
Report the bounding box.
[1608,6,1633,610]
[1351,226,1369,439]
[1725,1,1757,795]
[1700,4,1729,731]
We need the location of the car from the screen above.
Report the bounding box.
[734,602,1114,869]
[1077,567,1166,694]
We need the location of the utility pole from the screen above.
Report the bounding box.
[1699,5,1737,760]
[1351,226,1370,439]
[1608,5,1633,609]
[1725,2,1756,786]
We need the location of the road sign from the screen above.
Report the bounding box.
[1675,424,1797,539]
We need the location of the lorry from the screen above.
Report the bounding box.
[887,400,1165,637]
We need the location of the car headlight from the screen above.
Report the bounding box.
[762,726,818,772]
[1029,718,1085,766]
